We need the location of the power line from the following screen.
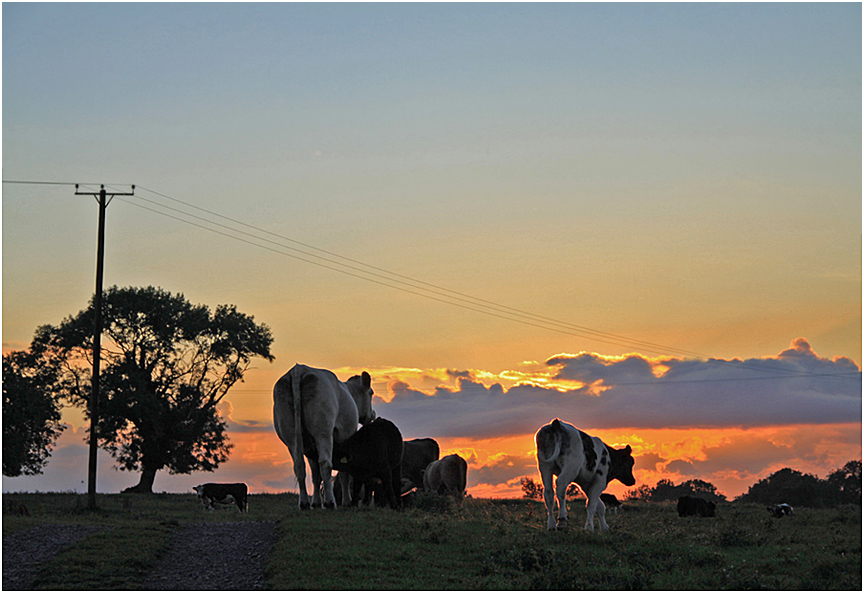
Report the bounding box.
[117,187,856,380]
[127,188,856,381]
[4,179,858,381]
[126,186,727,360]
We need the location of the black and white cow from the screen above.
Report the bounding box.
[677,495,716,517]
[193,483,248,512]
[768,503,794,518]
[535,418,635,531]
[332,418,404,509]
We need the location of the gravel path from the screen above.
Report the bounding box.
[141,521,277,590]
[3,521,277,591]
[2,524,111,590]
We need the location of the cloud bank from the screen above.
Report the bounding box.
[374,338,861,440]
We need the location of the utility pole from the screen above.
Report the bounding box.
[75,184,134,510]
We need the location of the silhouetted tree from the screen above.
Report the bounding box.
[2,350,66,476]
[736,467,828,507]
[625,478,726,502]
[624,483,654,502]
[32,286,274,493]
[521,477,543,499]
[827,460,861,505]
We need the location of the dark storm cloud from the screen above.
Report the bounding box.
[375,339,861,440]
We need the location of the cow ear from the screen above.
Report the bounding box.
[624,445,632,454]
[362,371,371,389]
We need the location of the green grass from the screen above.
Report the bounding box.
[3,493,861,590]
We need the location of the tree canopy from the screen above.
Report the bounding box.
[625,478,727,502]
[32,286,274,492]
[737,463,862,507]
[2,350,66,477]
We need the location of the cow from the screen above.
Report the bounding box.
[768,503,794,518]
[535,418,635,532]
[193,483,248,512]
[600,492,622,514]
[332,418,403,509]
[273,364,376,510]
[401,438,440,494]
[677,495,716,517]
[423,454,468,499]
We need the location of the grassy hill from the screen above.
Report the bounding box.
[3,492,860,589]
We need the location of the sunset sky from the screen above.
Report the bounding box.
[3,3,861,500]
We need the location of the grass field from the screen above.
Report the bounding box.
[3,491,861,590]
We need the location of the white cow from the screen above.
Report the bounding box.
[273,364,376,510]
[535,418,635,532]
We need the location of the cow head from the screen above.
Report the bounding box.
[609,445,636,487]
[347,371,376,425]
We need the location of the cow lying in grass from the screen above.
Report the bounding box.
[193,483,248,512]
[677,495,716,517]
[768,503,794,518]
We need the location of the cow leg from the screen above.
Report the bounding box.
[390,465,402,510]
[337,471,353,507]
[292,452,313,510]
[539,465,558,530]
[554,465,579,530]
[584,485,609,532]
[313,438,337,509]
[352,476,365,507]
[381,472,398,510]
[309,460,324,508]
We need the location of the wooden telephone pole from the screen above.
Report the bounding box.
[75,184,134,510]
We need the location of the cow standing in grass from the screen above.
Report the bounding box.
[424,454,468,499]
[332,418,404,509]
[273,364,376,510]
[535,418,635,531]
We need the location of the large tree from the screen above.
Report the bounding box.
[32,286,274,493]
[2,350,66,477]
[827,460,862,505]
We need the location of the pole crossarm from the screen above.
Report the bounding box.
[75,184,135,197]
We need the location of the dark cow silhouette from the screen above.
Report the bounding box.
[332,418,403,509]
[193,483,248,512]
[401,438,440,493]
[423,454,468,499]
[768,503,794,517]
[677,495,716,517]
[600,492,622,513]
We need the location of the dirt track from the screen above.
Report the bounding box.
[3,521,277,591]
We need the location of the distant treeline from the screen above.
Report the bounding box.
[522,460,861,508]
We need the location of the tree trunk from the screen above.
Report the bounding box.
[122,467,157,493]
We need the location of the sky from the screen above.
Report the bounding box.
[2,3,861,500]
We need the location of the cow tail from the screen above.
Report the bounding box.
[292,366,304,469]
[536,421,562,464]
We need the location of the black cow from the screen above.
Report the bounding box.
[401,438,440,494]
[332,418,403,509]
[768,503,794,518]
[677,495,716,517]
[600,492,622,513]
[193,483,248,512]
